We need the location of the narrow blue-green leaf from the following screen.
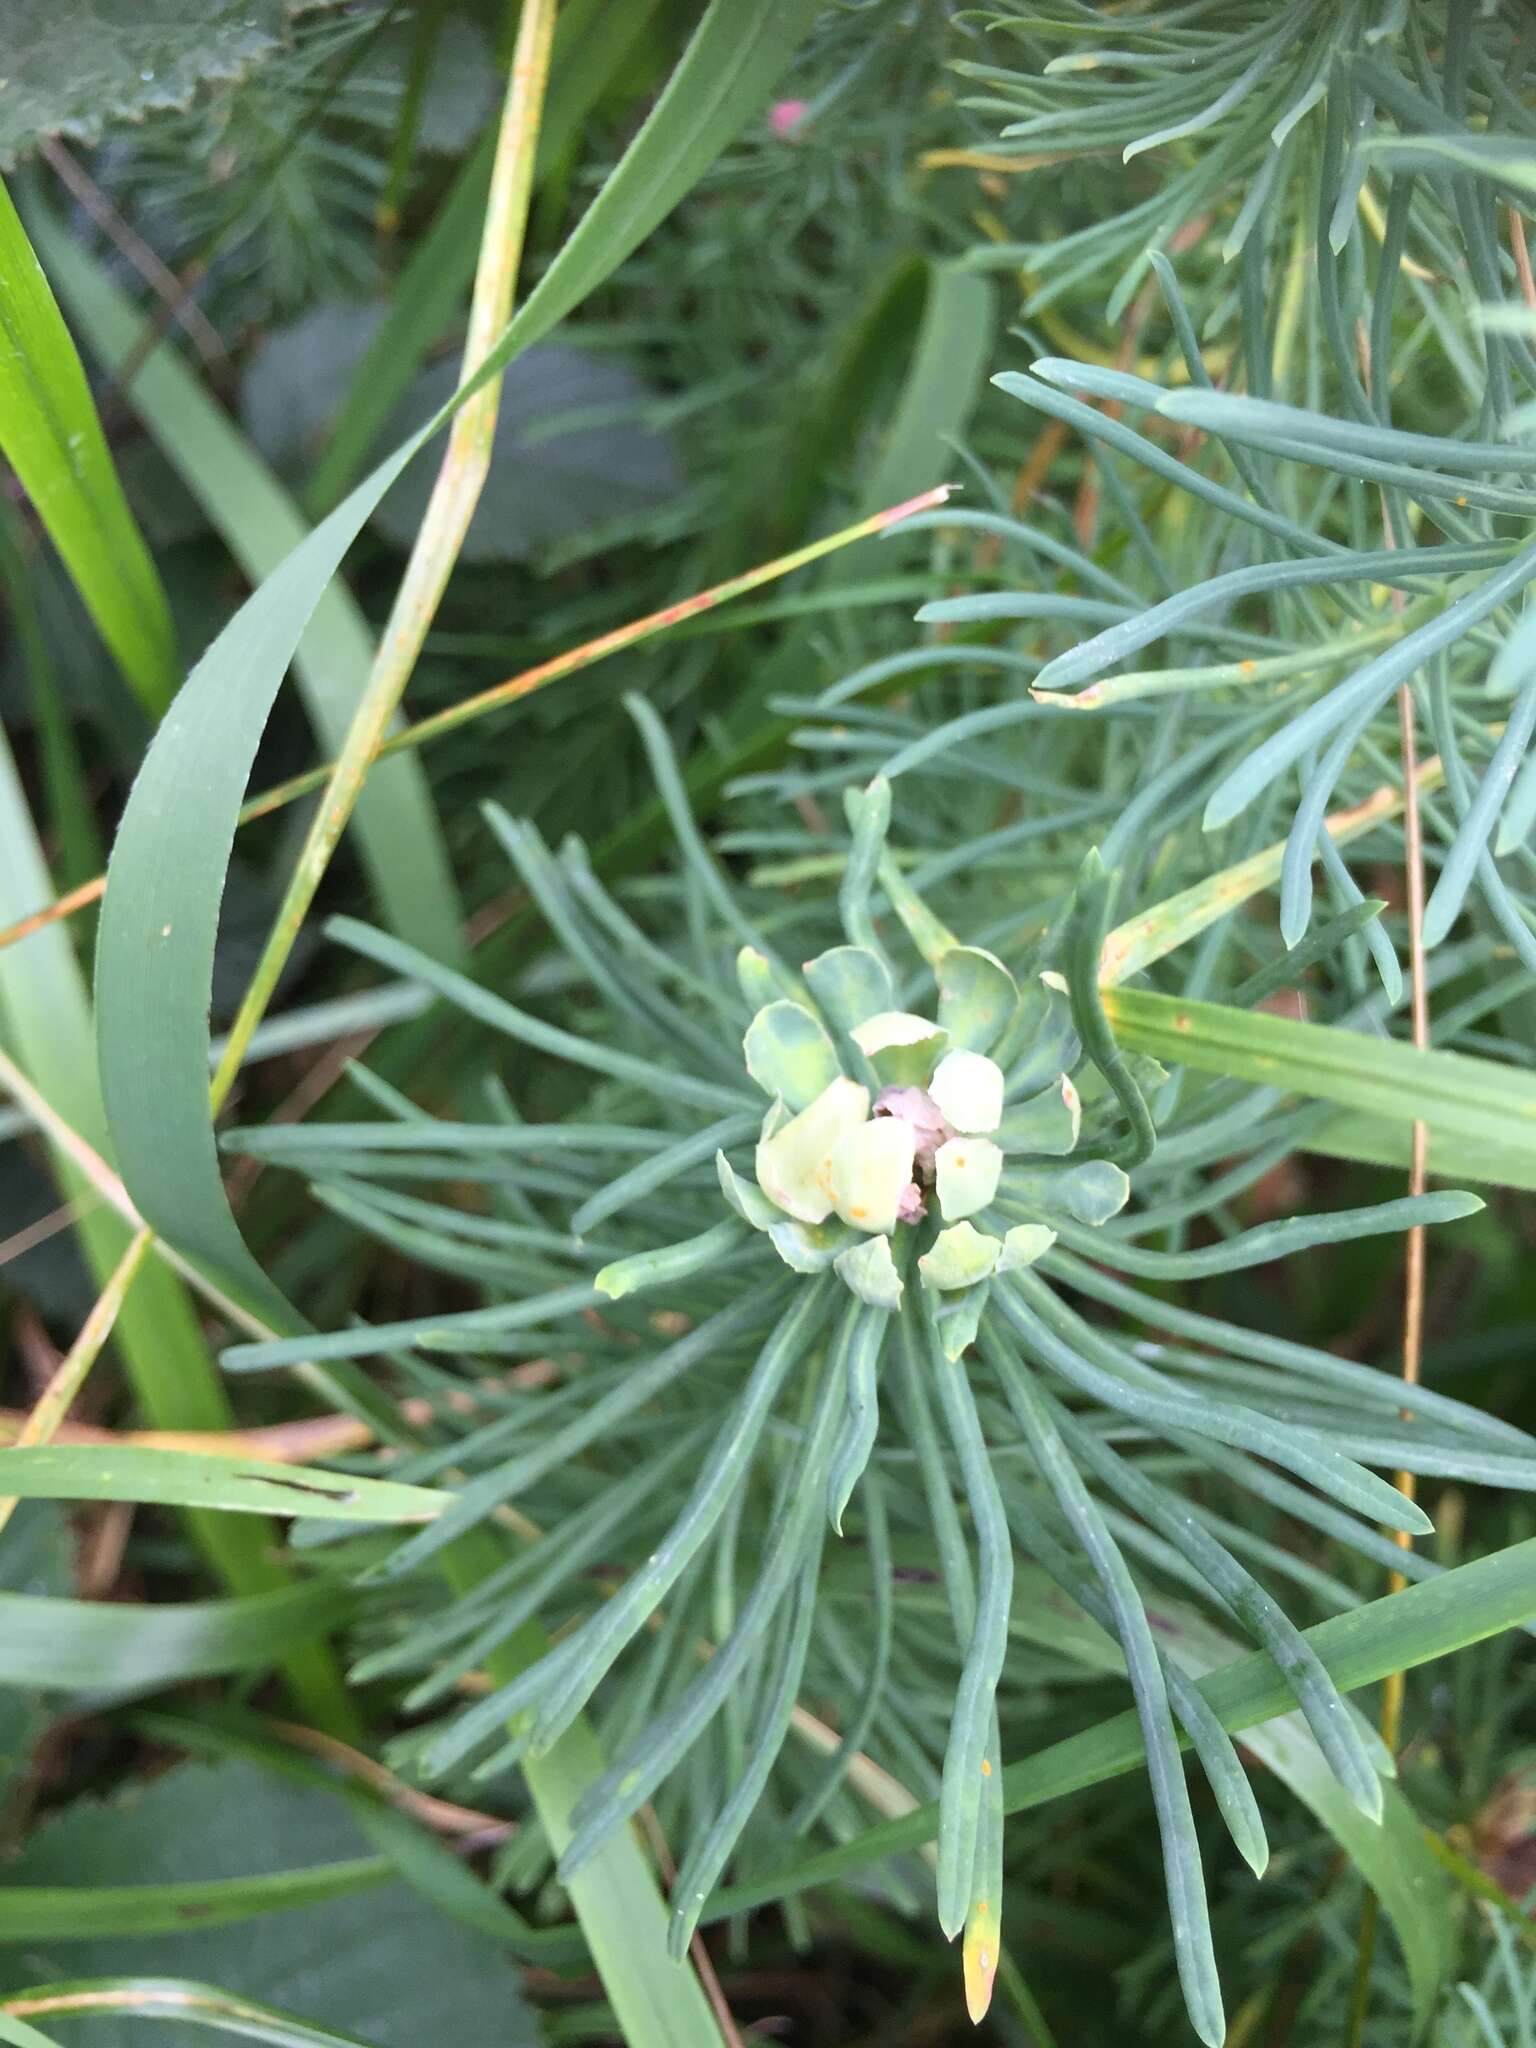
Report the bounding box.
[1053,1405,1382,1820]
[993,370,1344,558]
[707,1540,1536,1927]
[826,1299,888,1535]
[1031,542,1503,696]
[996,1276,1432,1537]
[1157,386,1536,472]
[1423,669,1536,946]
[924,1295,1014,1943]
[1155,1602,1452,2033]
[1203,539,1536,829]
[985,1328,1224,2047]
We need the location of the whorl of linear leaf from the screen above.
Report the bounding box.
[230,736,1525,2042]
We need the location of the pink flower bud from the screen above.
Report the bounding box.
[769,99,811,140]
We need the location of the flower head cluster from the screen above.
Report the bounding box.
[716,934,1093,1352]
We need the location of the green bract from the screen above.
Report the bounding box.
[734,914,1083,1315]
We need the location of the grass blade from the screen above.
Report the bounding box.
[0,175,175,714]
[93,0,825,1322]
[1098,752,1449,985]
[442,1533,727,2048]
[0,1870,391,1943]
[2,1978,400,2047]
[0,1446,445,1522]
[0,1580,351,1695]
[29,203,463,967]
[0,720,354,1733]
[1102,985,1536,1188]
[0,2014,58,2047]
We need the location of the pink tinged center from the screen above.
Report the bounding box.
[874,1085,953,1221]
[769,99,811,138]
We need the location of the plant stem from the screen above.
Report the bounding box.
[0,1226,152,1538]
[209,0,558,1114]
[0,488,952,958]
[1348,468,1434,2037]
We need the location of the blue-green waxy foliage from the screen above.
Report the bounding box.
[224,741,1529,2047]
[15,4,1536,2044]
[947,0,1536,1016]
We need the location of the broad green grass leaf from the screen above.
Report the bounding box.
[93,0,825,1326]
[860,264,995,521]
[443,1532,726,2048]
[0,1867,393,1942]
[30,206,462,967]
[0,721,351,1734]
[0,1761,541,2048]
[0,1579,351,1698]
[706,1535,1536,1919]
[0,179,174,713]
[0,1446,443,1523]
[0,3,351,162]
[1102,987,1536,1192]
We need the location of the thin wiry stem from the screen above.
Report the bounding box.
[1346,676,1431,2048]
[39,138,225,365]
[1348,432,1432,2036]
[0,1224,153,1536]
[209,0,560,1111]
[0,488,952,958]
[638,1806,745,2048]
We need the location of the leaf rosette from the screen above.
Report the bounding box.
[226,755,1520,2044]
